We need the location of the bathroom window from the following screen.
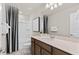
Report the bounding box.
[70,11,79,37]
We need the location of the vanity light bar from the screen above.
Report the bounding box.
[45,3,63,10]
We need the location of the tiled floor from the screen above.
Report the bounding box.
[0,45,31,55]
[10,48,31,55]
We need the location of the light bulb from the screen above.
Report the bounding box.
[46,3,50,8]
[54,4,58,8]
[50,6,54,10]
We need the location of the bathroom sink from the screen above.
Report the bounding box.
[40,35,50,39]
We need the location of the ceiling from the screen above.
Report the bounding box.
[6,3,79,16]
[11,3,45,15]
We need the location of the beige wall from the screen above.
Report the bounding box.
[48,4,79,36]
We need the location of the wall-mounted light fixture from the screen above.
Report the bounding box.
[45,3,63,10]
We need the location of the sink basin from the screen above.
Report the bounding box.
[40,34,50,39]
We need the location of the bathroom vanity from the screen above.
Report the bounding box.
[31,35,79,55]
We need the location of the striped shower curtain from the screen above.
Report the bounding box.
[6,5,18,53]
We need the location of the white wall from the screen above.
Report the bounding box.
[0,4,6,50]
[18,12,32,50]
[48,4,79,36]
[0,4,2,49]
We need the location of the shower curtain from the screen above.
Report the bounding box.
[6,5,18,53]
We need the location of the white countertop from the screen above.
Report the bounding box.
[32,34,79,55]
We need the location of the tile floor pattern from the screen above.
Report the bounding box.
[0,45,31,55]
[10,48,31,55]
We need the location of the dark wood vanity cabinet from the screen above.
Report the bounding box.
[41,49,51,55]
[52,47,71,55]
[31,38,51,55]
[34,44,41,55]
[31,38,35,55]
[31,37,71,55]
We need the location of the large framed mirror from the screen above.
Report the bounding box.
[32,17,40,32]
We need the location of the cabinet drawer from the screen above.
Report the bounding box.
[35,39,51,52]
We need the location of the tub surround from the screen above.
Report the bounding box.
[31,34,79,55]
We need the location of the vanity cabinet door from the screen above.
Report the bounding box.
[41,49,51,55]
[35,39,52,52]
[35,44,41,55]
[31,42,34,55]
[53,47,70,55]
[31,38,35,55]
